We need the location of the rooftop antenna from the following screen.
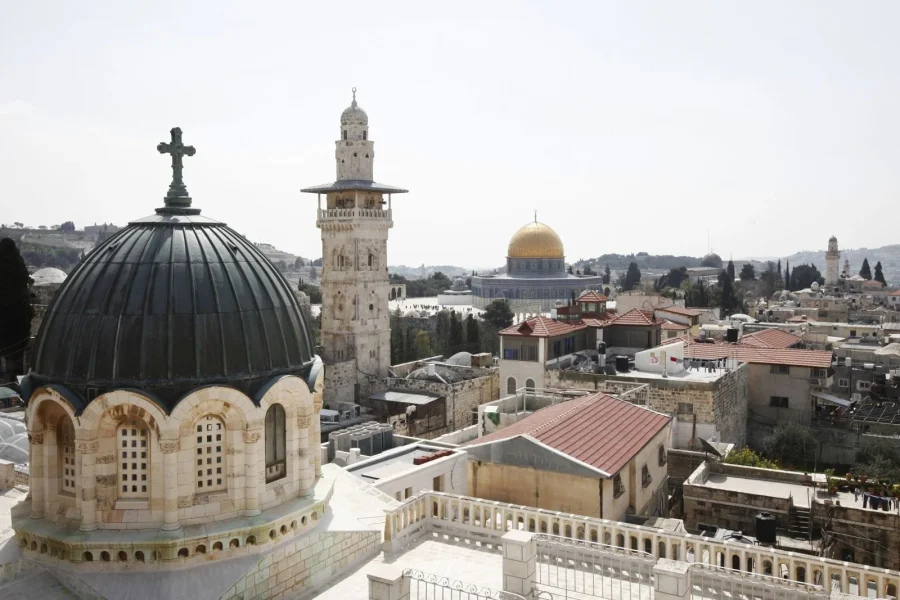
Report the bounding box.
[534,209,538,223]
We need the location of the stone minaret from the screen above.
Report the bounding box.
[825,236,840,286]
[302,89,408,408]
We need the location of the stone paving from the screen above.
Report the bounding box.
[312,533,505,599]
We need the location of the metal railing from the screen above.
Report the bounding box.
[317,208,392,221]
[404,569,527,599]
[534,534,655,600]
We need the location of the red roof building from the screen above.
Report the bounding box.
[466,393,672,520]
[738,329,803,349]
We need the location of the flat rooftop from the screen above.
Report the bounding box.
[347,445,462,484]
[697,473,817,508]
[607,366,731,383]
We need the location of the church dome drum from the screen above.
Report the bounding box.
[507,221,565,259]
[26,128,317,411]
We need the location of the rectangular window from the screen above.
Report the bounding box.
[658,445,667,467]
[522,345,537,361]
[641,464,653,488]
[770,365,790,374]
[613,474,625,498]
[838,378,849,389]
[552,341,562,357]
[769,396,790,408]
[858,381,871,391]
[811,368,827,378]
[677,402,693,414]
[503,348,519,360]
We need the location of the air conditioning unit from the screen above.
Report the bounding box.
[851,393,862,403]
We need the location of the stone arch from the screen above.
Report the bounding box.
[258,375,315,496]
[80,390,172,440]
[506,377,516,395]
[28,394,79,518]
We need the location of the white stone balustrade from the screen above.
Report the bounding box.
[383,490,900,598]
[317,208,392,221]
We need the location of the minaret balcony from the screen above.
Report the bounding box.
[317,207,392,222]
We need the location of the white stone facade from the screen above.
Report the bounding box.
[14,373,324,566]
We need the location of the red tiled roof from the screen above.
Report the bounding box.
[577,290,609,303]
[657,306,704,317]
[608,308,659,327]
[661,320,690,331]
[889,289,900,296]
[739,329,802,349]
[679,344,832,368]
[467,393,670,476]
[499,316,587,338]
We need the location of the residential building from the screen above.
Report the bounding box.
[498,316,591,394]
[345,442,468,499]
[465,392,672,521]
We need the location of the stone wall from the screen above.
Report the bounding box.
[666,449,708,482]
[545,364,749,448]
[220,529,381,600]
[384,370,499,432]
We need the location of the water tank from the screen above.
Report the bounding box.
[756,513,777,544]
[726,328,739,343]
[380,424,394,451]
[615,355,629,373]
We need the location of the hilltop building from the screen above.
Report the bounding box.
[470,218,604,312]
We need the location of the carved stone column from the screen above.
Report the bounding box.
[160,440,181,531]
[243,429,262,517]
[29,432,45,519]
[297,414,313,497]
[78,440,99,531]
[312,397,323,479]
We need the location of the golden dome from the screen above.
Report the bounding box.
[507,221,565,259]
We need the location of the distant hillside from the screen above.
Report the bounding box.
[782,245,900,285]
[573,254,704,272]
[388,264,470,279]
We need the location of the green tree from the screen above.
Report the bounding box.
[404,327,417,362]
[759,261,778,298]
[790,264,824,290]
[390,310,403,365]
[435,310,451,354]
[582,264,595,276]
[777,259,782,283]
[763,423,818,469]
[726,259,735,282]
[415,330,433,359]
[0,238,33,371]
[481,299,513,330]
[860,258,872,280]
[718,269,738,315]
[874,261,886,286]
[297,282,322,304]
[59,221,75,232]
[724,447,779,469]
[739,263,756,281]
[853,441,900,482]
[567,265,573,275]
[464,314,480,353]
[448,312,464,355]
[602,264,611,284]
[622,261,642,291]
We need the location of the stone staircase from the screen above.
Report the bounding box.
[789,506,811,539]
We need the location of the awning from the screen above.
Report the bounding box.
[812,391,852,408]
[369,390,442,406]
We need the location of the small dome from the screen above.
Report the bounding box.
[450,277,468,291]
[31,267,68,286]
[340,88,368,127]
[700,253,723,268]
[829,235,837,242]
[508,221,565,259]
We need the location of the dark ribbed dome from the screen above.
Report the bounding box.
[28,212,317,412]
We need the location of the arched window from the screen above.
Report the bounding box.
[363,131,367,140]
[58,415,75,495]
[507,377,516,395]
[368,253,374,268]
[265,405,286,482]
[525,378,535,391]
[342,130,347,140]
[118,418,149,498]
[195,415,225,493]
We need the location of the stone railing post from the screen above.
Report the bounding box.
[312,397,323,478]
[502,530,536,598]
[367,564,409,600]
[654,560,692,600]
[78,440,99,531]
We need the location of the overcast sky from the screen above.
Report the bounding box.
[2,1,898,268]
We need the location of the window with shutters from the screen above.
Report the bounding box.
[58,416,76,496]
[265,404,286,483]
[118,420,149,498]
[195,415,226,493]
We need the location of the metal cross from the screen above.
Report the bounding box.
[157,127,196,207]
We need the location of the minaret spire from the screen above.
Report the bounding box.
[351,87,357,107]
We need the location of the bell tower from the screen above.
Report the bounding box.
[302,89,408,408]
